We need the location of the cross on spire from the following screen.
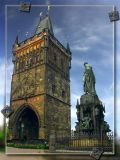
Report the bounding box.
[34,6,54,35]
[47,4,50,16]
[46,0,51,16]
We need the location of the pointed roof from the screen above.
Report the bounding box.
[66,43,72,55]
[77,99,79,105]
[34,14,54,35]
[14,35,18,44]
[67,43,70,51]
[13,35,19,48]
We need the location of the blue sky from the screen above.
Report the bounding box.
[0,0,120,139]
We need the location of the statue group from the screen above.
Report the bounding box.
[75,63,110,135]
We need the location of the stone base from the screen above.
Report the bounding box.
[75,93,111,135]
[80,93,101,105]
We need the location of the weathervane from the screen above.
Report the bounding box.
[46,0,51,16]
[48,4,50,15]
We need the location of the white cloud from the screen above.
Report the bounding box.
[71,58,85,67]
[102,96,114,117]
[0,59,13,95]
[0,59,13,126]
[71,93,80,106]
[6,62,13,94]
[54,26,63,35]
[72,45,89,52]
[53,25,69,46]
[71,106,77,119]
[102,83,114,97]
[0,59,5,96]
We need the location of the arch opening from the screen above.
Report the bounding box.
[16,106,39,141]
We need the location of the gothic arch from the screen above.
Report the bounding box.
[13,103,41,127]
[12,103,40,140]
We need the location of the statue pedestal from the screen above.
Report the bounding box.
[80,93,100,105]
[75,93,110,136]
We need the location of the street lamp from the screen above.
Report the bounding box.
[1,105,13,118]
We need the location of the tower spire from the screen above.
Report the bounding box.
[76,99,79,108]
[77,99,79,105]
[34,7,54,35]
[14,35,18,44]
[67,43,72,55]
[13,35,19,48]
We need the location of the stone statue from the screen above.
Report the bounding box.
[81,117,93,130]
[103,121,111,132]
[83,62,96,95]
[75,63,111,136]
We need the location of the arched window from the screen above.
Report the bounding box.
[54,52,57,61]
[61,58,64,68]
[52,84,56,93]
[62,90,65,97]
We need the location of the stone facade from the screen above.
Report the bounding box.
[9,15,72,141]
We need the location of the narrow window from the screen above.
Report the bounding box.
[62,90,65,97]
[52,84,56,93]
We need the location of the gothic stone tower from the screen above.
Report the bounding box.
[9,13,72,141]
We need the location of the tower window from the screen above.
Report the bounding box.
[25,59,29,68]
[54,53,57,61]
[36,53,40,62]
[52,84,56,93]
[28,58,32,67]
[61,58,64,68]
[16,62,19,71]
[62,90,65,97]
[21,61,24,70]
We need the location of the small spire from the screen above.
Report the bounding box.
[34,9,54,35]
[76,99,79,109]
[77,99,79,106]
[13,35,18,48]
[67,43,71,55]
[67,43,70,50]
[15,35,18,44]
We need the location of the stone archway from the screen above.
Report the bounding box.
[15,105,39,141]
